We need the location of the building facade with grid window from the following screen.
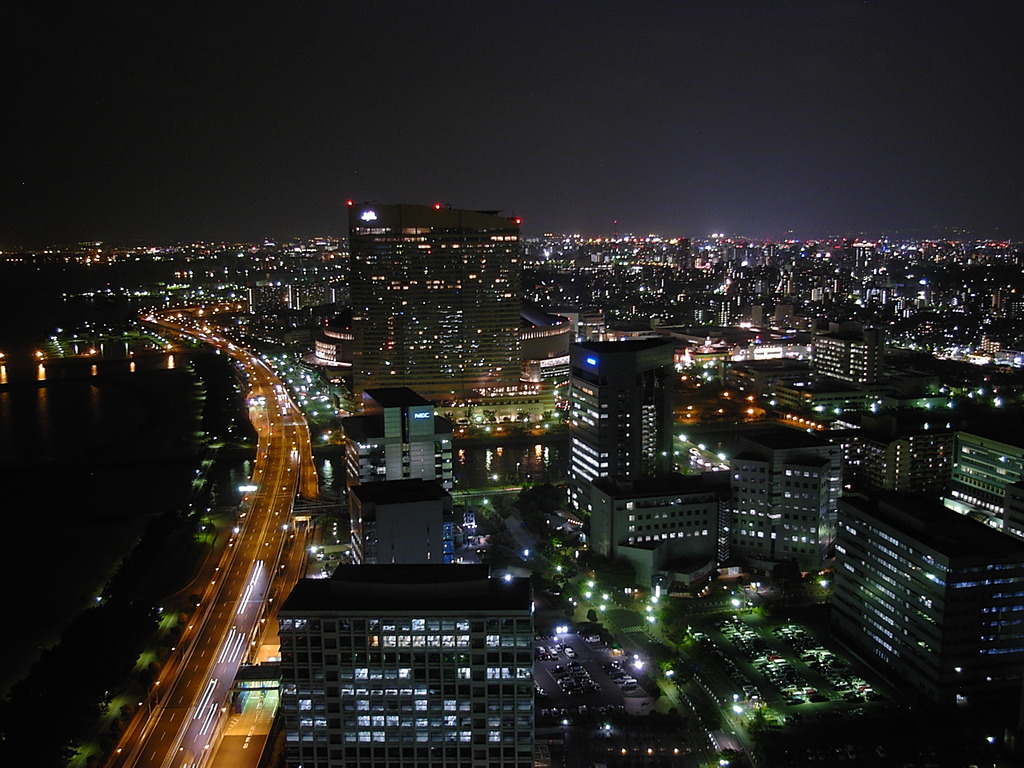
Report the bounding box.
[729,428,843,571]
[811,322,884,384]
[588,473,728,586]
[348,203,522,401]
[948,429,1024,521]
[568,339,675,515]
[278,565,534,768]
[849,413,954,496]
[832,494,1024,704]
[342,388,454,492]
[348,479,454,565]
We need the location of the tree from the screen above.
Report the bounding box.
[772,558,804,594]
[514,484,567,530]
[579,552,637,589]
[748,706,769,734]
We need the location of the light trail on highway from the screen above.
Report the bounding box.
[106,308,318,768]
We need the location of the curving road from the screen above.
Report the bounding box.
[107,309,317,768]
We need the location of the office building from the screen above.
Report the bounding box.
[348,203,522,400]
[832,494,1024,704]
[314,324,355,368]
[278,564,534,768]
[588,473,727,586]
[519,303,572,384]
[726,358,811,397]
[729,428,842,571]
[949,428,1024,520]
[1004,481,1024,541]
[349,479,454,565]
[342,388,454,492]
[853,413,954,496]
[568,339,675,514]
[773,379,876,419]
[812,322,884,384]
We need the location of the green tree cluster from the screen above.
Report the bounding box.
[0,505,206,765]
[514,483,566,529]
[0,598,159,765]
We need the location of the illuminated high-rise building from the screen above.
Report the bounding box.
[567,339,675,514]
[342,388,453,492]
[729,428,842,571]
[812,321,885,384]
[833,494,1024,704]
[278,564,534,768]
[348,203,522,400]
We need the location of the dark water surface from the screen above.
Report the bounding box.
[0,259,209,694]
[0,364,205,695]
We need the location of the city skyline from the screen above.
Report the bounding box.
[3,1,1023,246]
[3,3,1024,764]
[4,199,1024,764]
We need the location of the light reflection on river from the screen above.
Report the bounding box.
[306,437,570,503]
[453,438,569,489]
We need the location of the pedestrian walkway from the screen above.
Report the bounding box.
[210,689,277,768]
[618,623,665,645]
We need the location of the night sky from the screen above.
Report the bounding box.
[3,1,1022,246]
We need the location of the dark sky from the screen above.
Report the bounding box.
[3,1,1022,246]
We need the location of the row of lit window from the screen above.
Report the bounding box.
[626,529,707,546]
[371,635,471,648]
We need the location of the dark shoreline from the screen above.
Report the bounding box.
[0,350,248,697]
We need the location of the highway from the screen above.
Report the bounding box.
[108,309,317,768]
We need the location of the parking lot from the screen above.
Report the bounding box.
[530,586,1011,768]
[698,616,888,713]
[534,628,653,725]
[686,612,964,767]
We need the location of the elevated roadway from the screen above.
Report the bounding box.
[108,309,317,768]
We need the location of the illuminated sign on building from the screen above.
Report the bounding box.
[540,355,570,369]
[360,210,378,222]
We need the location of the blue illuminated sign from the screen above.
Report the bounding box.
[585,356,597,366]
[412,411,431,420]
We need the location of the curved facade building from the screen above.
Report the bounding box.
[313,325,354,366]
[520,303,571,383]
